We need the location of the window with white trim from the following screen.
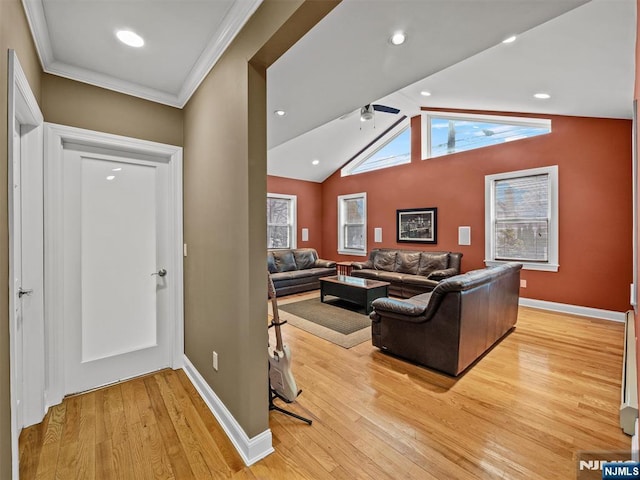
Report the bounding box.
[267,193,297,249]
[422,111,551,159]
[338,192,367,255]
[485,166,558,272]
[342,118,411,176]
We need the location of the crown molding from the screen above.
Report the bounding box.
[45,61,182,107]
[177,0,263,107]
[21,0,54,68]
[21,0,264,109]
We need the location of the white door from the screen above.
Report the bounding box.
[11,121,24,429]
[12,120,46,429]
[62,145,172,394]
[9,50,46,477]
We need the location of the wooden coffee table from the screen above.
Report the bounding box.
[320,275,390,314]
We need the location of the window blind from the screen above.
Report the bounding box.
[494,174,549,262]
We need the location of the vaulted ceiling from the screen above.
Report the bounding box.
[267,0,636,182]
[22,0,636,183]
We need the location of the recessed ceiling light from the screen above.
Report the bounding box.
[112,167,122,172]
[502,35,517,44]
[420,91,432,97]
[116,30,144,48]
[274,110,286,117]
[106,175,116,181]
[390,32,406,46]
[312,159,320,166]
[534,93,551,99]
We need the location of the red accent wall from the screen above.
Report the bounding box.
[321,112,632,312]
[267,175,323,254]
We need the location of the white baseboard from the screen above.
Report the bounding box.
[633,419,639,462]
[182,356,274,466]
[519,297,626,323]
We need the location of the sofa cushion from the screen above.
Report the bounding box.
[273,250,297,272]
[272,268,324,281]
[373,250,397,271]
[417,252,449,276]
[271,267,335,289]
[375,271,405,283]
[395,251,421,274]
[401,274,439,288]
[294,249,317,270]
[351,269,382,280]
[267,252,277,273]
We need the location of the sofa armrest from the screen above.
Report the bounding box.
[352,260,373,270]
[371,296,429,318]
[314,259,336,268]
[427,267,458,281]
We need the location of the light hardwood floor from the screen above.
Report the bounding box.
[20,306,630,479]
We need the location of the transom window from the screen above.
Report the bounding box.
[341,118,410,176]
[267,193,296,249]
[422,112,551,159]
[485,166,558,271]
[338,192,367,255]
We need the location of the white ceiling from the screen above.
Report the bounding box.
[22,0,263,107]
[267,0,636,182]
[21,0,636,184]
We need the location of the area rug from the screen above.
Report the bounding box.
[277,296,371,348]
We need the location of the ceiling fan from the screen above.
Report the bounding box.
[340,103,401,122]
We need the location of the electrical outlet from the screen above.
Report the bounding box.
[520,279,527,288]
[212,351,218,371]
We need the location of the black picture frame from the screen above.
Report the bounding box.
[396,208,437,244]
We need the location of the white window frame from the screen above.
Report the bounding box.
[338,192,367,256]
[485,166,559,272]
[267,193,297,249]
[341,118,410,176]
[421,111,551,159]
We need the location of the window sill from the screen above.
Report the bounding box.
[338,250,367,257]
[484,260,559,272]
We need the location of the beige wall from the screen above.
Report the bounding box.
[0,0,42,476]
[183,0,338,437]
[2,3,183,474]
[42,74,183,146]
[0,0,338,472]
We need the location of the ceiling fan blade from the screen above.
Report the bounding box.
[372,104,400,114]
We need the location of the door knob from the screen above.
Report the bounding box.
[151,268,167,277]
[18,288,33,298]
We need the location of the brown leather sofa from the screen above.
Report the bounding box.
[268,248,336,296]
[369,262,522,376]
[351,248,463,298]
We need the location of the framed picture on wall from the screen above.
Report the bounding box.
[397,208,437,244]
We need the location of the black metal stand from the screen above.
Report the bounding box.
[268,384,312,425]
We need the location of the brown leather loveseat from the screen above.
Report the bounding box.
[351,248,463,298]
[369,262,522,376]
[268,248,336,296]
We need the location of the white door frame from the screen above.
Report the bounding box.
[8,50,44,480]
[44,123,184,406]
